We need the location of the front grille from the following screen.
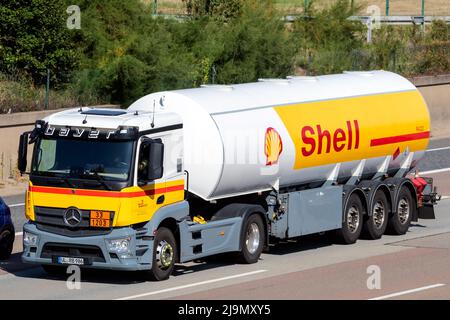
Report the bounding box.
[41,243,106,263]
[34,206,114,238]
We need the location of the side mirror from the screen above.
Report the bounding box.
[148,140,164,181]
[18,132,30,174]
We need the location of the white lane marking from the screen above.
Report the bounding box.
[8,203,24,208]
[420,167,450,175]
[427,146,450,152]
[15,232,23,236]
[369,283,446,300]
[116,269,267,300]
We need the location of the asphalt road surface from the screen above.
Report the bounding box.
[1,137,450,300]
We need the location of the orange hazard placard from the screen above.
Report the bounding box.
[90,211,111,228]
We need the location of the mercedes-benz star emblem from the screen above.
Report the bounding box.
[63,207,82,227]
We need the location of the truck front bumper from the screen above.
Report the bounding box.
[22,222,153,271]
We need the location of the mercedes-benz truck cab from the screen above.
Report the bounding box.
[21,109,188,280]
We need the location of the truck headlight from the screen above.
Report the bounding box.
[106,237,132,257]
[23,231,38,246]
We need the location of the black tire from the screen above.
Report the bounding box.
[335,193,364,244]
[362,190,389,240]
[386,186,414,235]
[0,226,14,260]
[42,265,68,276]
[148,227,177,281]
[236,214,265,264]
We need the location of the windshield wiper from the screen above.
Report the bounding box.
[33,171,75,188]
[82,171,112,191]
[61,177,76,188]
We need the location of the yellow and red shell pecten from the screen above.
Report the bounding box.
[265,127,283,165]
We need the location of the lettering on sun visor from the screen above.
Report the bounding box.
[43,126,137,140]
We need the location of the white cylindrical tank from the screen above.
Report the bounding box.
[129,71,430,200]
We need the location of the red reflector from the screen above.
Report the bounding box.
[412,177,427,193]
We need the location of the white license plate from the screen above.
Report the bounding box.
[57,257,85,265]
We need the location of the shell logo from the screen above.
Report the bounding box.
[265,127,283,165]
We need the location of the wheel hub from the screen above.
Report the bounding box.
[398,198,410,224]
[246,223,260,254]
[372,201,385,229]
[347,206,360,233]
[156,240,174,270]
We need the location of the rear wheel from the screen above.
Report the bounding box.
[149,227,177,281]
[0,227,14,260]
[387,186,414,235]
[362,190,389,239]
[236,214,265,264]
[335,193,364,244]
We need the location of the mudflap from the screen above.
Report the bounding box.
[418,203,436,220]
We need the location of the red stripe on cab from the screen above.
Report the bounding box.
[29,184,184,198]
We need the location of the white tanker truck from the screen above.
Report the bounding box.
[18,70,439,280]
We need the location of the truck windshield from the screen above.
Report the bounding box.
[32,137,134,182]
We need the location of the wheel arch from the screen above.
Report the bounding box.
[212,203,269,249]
[343,186,368,221]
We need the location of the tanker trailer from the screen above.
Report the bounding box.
[19,70,439,280]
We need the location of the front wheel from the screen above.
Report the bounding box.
[236,214,265,264]
[0,227,14,260]
[149,227,177,281]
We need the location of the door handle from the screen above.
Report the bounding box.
[157,195,165,204]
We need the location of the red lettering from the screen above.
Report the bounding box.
[300,120,360,157]
[301,126,316,157]
[333,128,346,152]
[317,125,331,154]
[346,121,353,150]
[354,120,360,149]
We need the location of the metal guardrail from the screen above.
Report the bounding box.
[155,13,450,25]
[284,15,450,24]
[349,15,450,25]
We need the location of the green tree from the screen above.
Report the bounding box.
[293,0,365,74]
[183,0,242,21]
[0,0,80,86]
[178,0,297,85]
[413,20,450,75]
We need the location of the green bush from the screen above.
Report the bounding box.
[0,73,79,113]
[293,0,365,74]
[369,26,410,73]
[0,0,80,86]
[183,0,242,21]
[412,20,450,75]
